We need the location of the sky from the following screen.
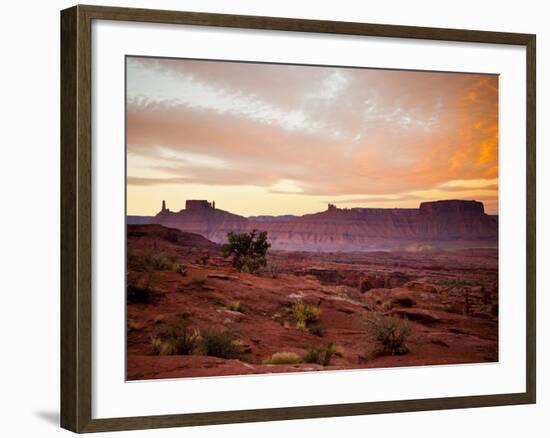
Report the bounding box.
[126,57,498,216]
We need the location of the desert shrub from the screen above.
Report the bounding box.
[128,251,179,272]
[222,230,271,274]
[127,284,154,304]
[150,319,201,356]
[171,325,201,355]
[381,300,393,311]
[303,342,336,366]
[321,343,336,366]
[268,264,280,279]
[308,322,326,337]
[302,346,321,364]
[150,335,176,356]
[225,300,242,312]
[127,318,143,333]
[366,316,411,356]
[292,302,321,327]
[199,330,240,359]
[332,344,346,359]
[127,252,179,304]
[263,351,303,365]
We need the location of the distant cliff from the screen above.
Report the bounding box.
[127,199,498,251]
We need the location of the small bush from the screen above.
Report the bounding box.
[127,284,154,304]
[127,318,143,333]
[127,272,157,304]
[128,251,179,272]
[292,302,321,327]
[263,351,303,365]
[268,264,280,279]
[150,321,201,356]
[225,300,242,312]
[308,322,326,337]
[303,342,336,366]
[199,330,240,359]
[381,300,393,311]
[172,325,201,355]
[150,335,176,356]
[366,316,411,356]
[302,346,321,364]
[321,343,336,366]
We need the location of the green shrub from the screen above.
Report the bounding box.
[150,320,201,356]
[292,302,321,327]
[222,230,271,274]
[172,326,201,355]
[263,351,303,365]
[366,316,411,356]
[128,251,179,272]
[303,342,336,366]
[199,330,240,359]
[302,346,321,364]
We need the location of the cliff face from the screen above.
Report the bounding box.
[133,200,497,251]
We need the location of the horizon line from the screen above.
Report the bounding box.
[128,198,498,217]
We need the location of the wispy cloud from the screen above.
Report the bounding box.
[126,58,498,215]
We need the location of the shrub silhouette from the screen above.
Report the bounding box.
[222,230,270,274]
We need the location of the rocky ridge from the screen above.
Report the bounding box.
[127,199,498,251]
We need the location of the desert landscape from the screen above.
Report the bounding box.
[126,200,498,380]
[125,57,499,380]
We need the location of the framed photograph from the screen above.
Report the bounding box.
[60,4,536,433]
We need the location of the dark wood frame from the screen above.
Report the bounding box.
[61,4,536,433]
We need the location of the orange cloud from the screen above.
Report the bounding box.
[126,58,499,215]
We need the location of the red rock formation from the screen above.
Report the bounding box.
[126,226,499,379]
[130,199,498,251]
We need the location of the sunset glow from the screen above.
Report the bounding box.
[126,57,498,216]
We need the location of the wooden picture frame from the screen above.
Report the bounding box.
[61,4,536,433]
